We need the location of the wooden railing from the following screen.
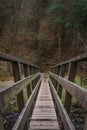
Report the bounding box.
[0,52,41,130]
[50,53,87,130]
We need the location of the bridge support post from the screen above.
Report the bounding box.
[26,84,31,98]
[12,62,21,82]
[64,62,77,114]
[12,62,25,113]
[58,65,66,98]
[84,113,87,130]
[0,114,4,130]
[23,64,29,77]
[29,66,33,75]
[17,90,25,112]
[55,66,60,91]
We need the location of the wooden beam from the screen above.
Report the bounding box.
[49,80,75,130]
[23,64,29,77]
[50,72,87,111]
[26,84,31,98]
[58,65,66,98]
[0,73,40,109]
[17,90,25,112]
[52,53,87,68]
[64,62,77,114]
[12,79,41,130]
[0,114,4,130]
[12,62,21,82]
[0,52,38,68]
[84,113,87,130]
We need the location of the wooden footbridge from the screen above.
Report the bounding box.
[0,52,87,130]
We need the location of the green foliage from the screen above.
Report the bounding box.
[72,0,87,29]
[47,0,67,24]
[47,0,87,29]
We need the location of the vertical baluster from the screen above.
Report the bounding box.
[12,62,25,113]
[23,64,29,77]
[84,113,87,130]
[58,65,66,98]
[12,62,21,82]
[29,66,32,75]
[55,66,60,91]
[64,62,77,114]
[0,114,4,130]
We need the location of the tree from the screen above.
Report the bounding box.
[47,0,87,60]
[47,0,67,62]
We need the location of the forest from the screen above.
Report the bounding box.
[0,0,87,130]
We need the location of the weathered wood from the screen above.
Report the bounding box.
[52,53,87,68]
[23,64,29,77]
[84,113,87,130]
[0,114,4,130]
[26,84,31,98]
[50,72,87,111]
[12,62,21,82]
[29,81,60,130]
[0,73,40,109]
[29,66,32,75]
[54,66,61,91]
[49,80,75,130]
[17,90,25,112]
[12,79,41,130]
[58,65,66,98]
[12,62,24,112]
[64,62,77,114]
[0,52,38,68]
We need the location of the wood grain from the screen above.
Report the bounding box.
[29,81,60,130]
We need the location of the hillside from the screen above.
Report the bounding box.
[0,0,87,72]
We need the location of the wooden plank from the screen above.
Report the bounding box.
[17,90,25,112]
[12,78,41,130]
[12,62,21,82]
[64,62,77,114]
[23,64,29,77]
[0,52,38,68]
[12,62,24,112]
[0,114,4,130]
[29,81,60,130]
[58,65,66,98]
[29,120,59,130]
[52,53,87,68]
[0,72,40,109]
[84,113,87,130]
[49,80,75,130]
[50,72,87,110]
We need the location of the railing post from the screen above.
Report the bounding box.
[12,62,25,113]
[58,65,66,98]
[84,113,87,130]
[55,66,61,91]
[0,114,4,130]
[12,62,21,82]
[26,84,32,98]
[17,90,25,112]
[64,62,77,114]
[29,66,32,75]
[23,64,29,77]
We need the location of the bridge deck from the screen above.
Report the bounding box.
[28,81,60,130]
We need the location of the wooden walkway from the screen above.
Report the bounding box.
[29,80,60,130]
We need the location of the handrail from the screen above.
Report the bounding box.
[52,53,87,68]
[12,78,41,130]
[50,72,87,110]
[49,80,75,130]
[0,72,40,109]
[0,52,38,68]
